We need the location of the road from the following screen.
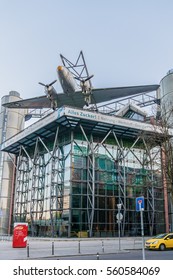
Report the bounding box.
[55,250,173,260]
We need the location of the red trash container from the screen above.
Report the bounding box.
[12,223,28,248]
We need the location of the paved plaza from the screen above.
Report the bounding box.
[0,236,147,260]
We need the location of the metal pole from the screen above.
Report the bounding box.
[118,220,121,251]
[117,204,122,251]
[27,243,29,258]
[102,240,104,253]
[52,241,54,255]
[140,204,145,260]
[78,240,81,253]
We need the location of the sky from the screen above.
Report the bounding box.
[1,0,173,100]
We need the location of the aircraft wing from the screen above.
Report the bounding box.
[90,84,160,104]
[3,84,159,109]
[2,92,87,109]
[2,95,52,109]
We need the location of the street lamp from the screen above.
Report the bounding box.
[117,203,122,251]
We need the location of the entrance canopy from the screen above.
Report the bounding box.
[1,106,164,155]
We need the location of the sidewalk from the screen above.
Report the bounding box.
[0,236,148,260]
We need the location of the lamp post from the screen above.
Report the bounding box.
[117,203,122,251]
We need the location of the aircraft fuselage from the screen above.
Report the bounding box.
[57,66,77,94]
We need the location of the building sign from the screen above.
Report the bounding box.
[2,105,171,152]
[65,107,165,133]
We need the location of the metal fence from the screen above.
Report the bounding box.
[0,234,12,241]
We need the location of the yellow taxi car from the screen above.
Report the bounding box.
[145,233,173,250]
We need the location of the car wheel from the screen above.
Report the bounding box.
[159,244,166,251]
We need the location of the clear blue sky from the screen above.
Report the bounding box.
[0,0,173,100]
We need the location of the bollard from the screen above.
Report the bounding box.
[78,240,81,254]
[52,241,54,255]
[96,252,99,260]
[102,240,104,253]
[27,243,29,258]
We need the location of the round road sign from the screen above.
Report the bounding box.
[116,213,123,221]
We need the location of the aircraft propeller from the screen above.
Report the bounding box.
[75,75,94,83]
[38,80,58,109]
[38,80,57,88]
[74,75,94,93]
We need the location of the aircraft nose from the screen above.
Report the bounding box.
[57,66,63,71]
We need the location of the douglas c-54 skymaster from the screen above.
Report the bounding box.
[3,52,160,110]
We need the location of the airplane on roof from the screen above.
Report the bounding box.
[3,51,160,110]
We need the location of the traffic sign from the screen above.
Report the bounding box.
[136,196,144,211]
[116,213,123,221]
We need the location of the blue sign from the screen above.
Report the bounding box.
[136,196,144,211]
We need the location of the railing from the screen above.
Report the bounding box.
[25,238,136,259]
[0,234,12,241]
[0,236,149,260]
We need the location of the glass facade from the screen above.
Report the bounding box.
[13,130,165,237]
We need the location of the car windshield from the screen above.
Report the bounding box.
[154,233,168,239]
